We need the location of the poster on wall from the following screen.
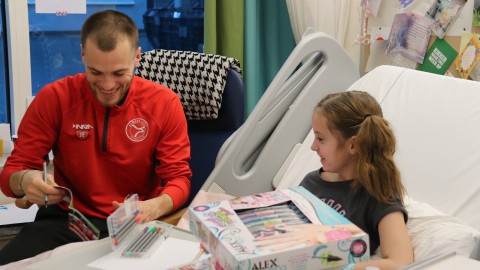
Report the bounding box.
[460,33,480,81]
[35,0,86,15]
[417,37,458,75]
[426,0,468,39]
[455,33,480,79]
[474,0,480,26]
[385,12,433,64]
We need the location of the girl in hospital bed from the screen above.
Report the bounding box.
[256,91,413,270]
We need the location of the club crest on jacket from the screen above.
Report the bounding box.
[125,118,149,142]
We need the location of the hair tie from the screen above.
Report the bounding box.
[363,114,371,120]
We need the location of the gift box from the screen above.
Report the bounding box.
[189,186,369,270]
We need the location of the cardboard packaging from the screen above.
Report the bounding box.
[189,186,370,270]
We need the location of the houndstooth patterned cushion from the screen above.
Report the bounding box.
[135,49,242,120]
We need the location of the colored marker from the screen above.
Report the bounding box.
[249,225,287,235]
[112,210,140,245]
[131,227,162,257]
[242,213,301,225]
[318,255,342,262]
[239,204,291,215]
[193,243,205,261]
[239,209,296,220]
[246,217,305,229]
[116,210,140,234]
[122,226,151,257]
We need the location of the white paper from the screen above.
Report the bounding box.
[370,26,391,44]
[0,203,38,225]
[88,237,203,270]
[35,0,86,15]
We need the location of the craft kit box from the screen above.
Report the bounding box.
[189,186,370,270]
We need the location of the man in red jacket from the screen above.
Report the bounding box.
[0,10,191,265]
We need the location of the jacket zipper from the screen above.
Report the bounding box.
[102,108,110,152]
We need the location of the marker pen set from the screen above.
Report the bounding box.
[237,202,311,238]
[107,194,172,258]
[110,209,141,247]
[122,226,163,257]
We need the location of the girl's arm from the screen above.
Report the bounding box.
[355,211,413,270]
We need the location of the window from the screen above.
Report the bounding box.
[5,0,204,133]
[28,0,204,95]
[0,0,9,123]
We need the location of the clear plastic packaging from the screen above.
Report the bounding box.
[107,194,172,258]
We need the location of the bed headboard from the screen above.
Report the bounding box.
[200,30,360,196]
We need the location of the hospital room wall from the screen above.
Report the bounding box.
[364,0,480,78]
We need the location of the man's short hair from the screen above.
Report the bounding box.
[81,10,139,51]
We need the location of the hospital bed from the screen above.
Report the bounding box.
[197,30,480,262]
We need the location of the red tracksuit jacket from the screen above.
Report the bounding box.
[0,74,191,219]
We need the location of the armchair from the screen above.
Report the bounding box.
[135,49,245,207]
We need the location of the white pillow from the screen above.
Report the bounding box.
[404,197,480,261]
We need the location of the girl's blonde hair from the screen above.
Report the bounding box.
[315,91,405,204]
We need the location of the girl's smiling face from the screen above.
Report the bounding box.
[310,110,357,181]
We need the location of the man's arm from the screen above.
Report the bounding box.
[0,85,61,199]
[152,95,192,212]
[8,169,65,207]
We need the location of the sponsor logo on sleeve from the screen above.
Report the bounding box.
[72,124,93,141]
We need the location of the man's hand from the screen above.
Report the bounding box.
[112,193,174,223]
[11,170,65,207]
